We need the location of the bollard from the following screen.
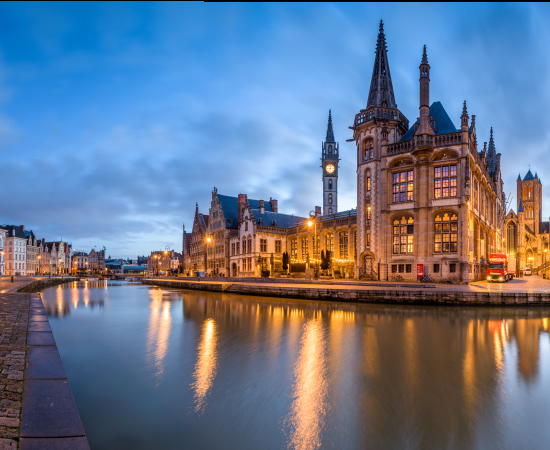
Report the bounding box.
[11,276,13,283]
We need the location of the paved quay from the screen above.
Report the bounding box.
[0,282,89,449]
[144,275,550,306]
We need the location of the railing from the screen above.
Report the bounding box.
[354,108,409,130]
[386,131,463,156]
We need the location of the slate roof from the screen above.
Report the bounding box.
[2,225,26,239]
[400,101,458,142]
[199,213,209,230]
[518,199,524,213]
[540,222,550,234]
[218,194,273,228]
[251,210,305,228]
[523,169,535,181]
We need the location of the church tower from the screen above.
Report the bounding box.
[351,20,409,278]
[517,167,542,234]
[322,110,339,215]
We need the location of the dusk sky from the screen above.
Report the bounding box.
[1,2,550,258]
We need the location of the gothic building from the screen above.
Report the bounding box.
[352,21,505,282]
[504,170,549,275]
[322,110,339,215]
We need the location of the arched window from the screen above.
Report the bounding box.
[328,145,333,157]
[328,179,333,190]
[363,139,373,160]
[290,238,297,260]
[434,213,458,252]
[301,237,308,259]
[326,233,333,253]
[392,216,414,254]
[247,236,252,254]
[242,237,246,254]
[329,208,332,214]
[313,234,320,257]
[328,193,333,204]
[339,231,348,259]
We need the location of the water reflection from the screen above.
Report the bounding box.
[146,289,172,382]
[192,318,218,412]
[286,314,328,450]
[44,282,106,318]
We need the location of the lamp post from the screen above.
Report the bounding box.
[37,255,41,275]
[165,246,171,276]
[308,210,318,276]
[206,237,211,276]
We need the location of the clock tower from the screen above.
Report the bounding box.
[321,110,339,215]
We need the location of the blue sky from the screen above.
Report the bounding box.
[1,2,550,257]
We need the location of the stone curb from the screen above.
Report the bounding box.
[19,293,89,449]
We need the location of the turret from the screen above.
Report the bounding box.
[417,45,433,135]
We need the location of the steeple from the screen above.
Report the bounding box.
[517,173,521,181]
[326,109,335,142]
[367,20,397,110]
[487,127,497,172]
[417,45,433,135]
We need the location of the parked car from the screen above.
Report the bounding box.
[524,267,532,276]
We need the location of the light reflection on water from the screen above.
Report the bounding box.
[41,282,550,450]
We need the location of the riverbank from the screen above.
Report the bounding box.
[143,277,550,306]
[0,286,89,449]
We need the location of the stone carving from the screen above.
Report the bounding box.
[390,158,413,168]
[433,150,458,161]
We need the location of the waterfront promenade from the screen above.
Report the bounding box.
[0,278,88,450]
[144,275,550,305]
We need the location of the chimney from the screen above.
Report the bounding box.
[259,199,265,214]
[270,197,278,213]
[20,225,25,232]
[315,206,322,217]
[238,194,246,223]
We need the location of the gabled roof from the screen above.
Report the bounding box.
[250,209,305,228]
[523,169,535,181]
[400,101,457,142]
[2,225,26,239]
[218,194,273,228]
[199,213,208,230]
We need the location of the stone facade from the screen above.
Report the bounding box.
[352,22,505,283]
[505,170,550,276]
[322,110,339,215]
[4,226,27,276]
[187,203,209,273]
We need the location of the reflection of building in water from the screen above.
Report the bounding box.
[192,318,218,412]
[505,318,548,381]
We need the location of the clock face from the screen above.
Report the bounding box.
[326,164,335,174]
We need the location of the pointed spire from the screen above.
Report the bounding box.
[487,127,497,173]
[325,109,335,142]
[421,45,428,64]
[518,173,521,181]
[367,20,397,110]
[518,198,524,213]
[462,101,468,117]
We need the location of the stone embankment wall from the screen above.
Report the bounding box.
[143,279,550,306]
[17,278,79,293]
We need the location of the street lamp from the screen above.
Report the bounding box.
[205,236,212,276]
[308,210,318,276]
[37,255,41,275]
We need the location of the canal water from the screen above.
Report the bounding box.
[42,280,550,450]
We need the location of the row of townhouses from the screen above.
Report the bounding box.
[180,21,543,283]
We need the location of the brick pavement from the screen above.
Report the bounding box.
[0,293,30,449]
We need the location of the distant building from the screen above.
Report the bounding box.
[4,225,27,276]
[0,228,6,275]
[25,230,40,275]
[187,203,209,273]
[38,238,51,275]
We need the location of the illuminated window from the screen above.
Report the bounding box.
[313,234,320,257]
[366,177,371,192]
[290,238,297,260]
[326,233,333,253]
[260,239,267,252]
[392,171,414,202]
[366,233,371,246]
[275,240,281,253]
[301,237,308,259]
[366,206,371,221]
[434,213,458,252]
[339,231,348,259]
[392,216,414,254]
[434,165,457,198]
[329,208,332,214]
[328,193,332,204]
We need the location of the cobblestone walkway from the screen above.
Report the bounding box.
[0,293,30,449]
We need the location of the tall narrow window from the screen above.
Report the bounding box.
[242,238,246,254]
[339,231,348,259]
[275,240,281,253]
[434,213,458,252]
[363,139,373,160]
[328,193,332,204]
[328,179,333,190]
[290,238,297,260]
[392,171,414,202]
[434,165,457,198]
[366,233,371,246]
[326,233,333,253]
[313,234,320,257]
[301,237,308,259]
[260,239,267,252]
[247,237,252,254]
[366,207,371,221]
[366,177,371,192]
[392,216,414,254]
[329,208,332,214]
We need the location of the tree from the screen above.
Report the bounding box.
[282,252,289,271]
[320,250,328,271]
